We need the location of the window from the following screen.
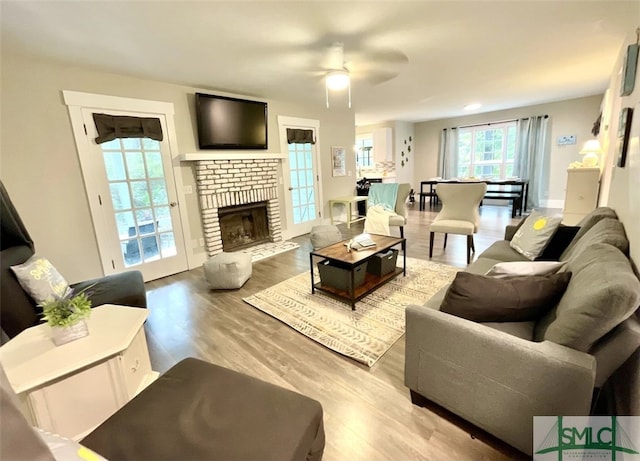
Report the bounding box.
[457,122,517,179]
[355,136,374,167]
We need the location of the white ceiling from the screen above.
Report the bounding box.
[2,1,638,125]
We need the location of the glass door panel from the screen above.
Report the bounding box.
[100,138,177,268]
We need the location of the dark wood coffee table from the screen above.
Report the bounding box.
[309,233,406,310]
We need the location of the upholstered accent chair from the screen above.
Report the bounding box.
[429,182,487,264]
[366,183,411,238]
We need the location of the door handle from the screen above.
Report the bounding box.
[170,201,178,207]
[288,187,293,191]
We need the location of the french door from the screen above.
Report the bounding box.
[278,117,323,237]
[75,107,188,281]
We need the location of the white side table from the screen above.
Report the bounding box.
[329,196,368,228]
[0,304,159,441]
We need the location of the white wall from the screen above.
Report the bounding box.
[0,53,355,282]
[392,121,414,186]
[412,96,602,207]
[599,30,640,266]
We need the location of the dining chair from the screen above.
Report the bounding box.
[428,182,487,264]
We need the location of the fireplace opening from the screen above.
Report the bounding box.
[219,202,270,251]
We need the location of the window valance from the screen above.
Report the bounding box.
[93,113,163,144]
[286,128,315,144]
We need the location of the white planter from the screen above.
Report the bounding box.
[51,320,89,346]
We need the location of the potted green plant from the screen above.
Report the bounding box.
[40,287,93,346]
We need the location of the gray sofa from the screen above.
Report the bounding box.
[404,207,640,455]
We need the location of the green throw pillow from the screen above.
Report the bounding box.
[510,209,563,260]
[441,271,572,322]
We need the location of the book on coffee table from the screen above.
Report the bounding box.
[346,235,377,251]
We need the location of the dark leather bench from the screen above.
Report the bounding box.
[1,358,325,461]
[82,358,325,461]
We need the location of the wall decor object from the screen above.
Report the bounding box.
[617,107,633,168]
[331,146,346,176]
[401,137,412,168]
[620,30,639,97]
[591,112,602,136]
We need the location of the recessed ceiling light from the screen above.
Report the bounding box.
[464,103,482,111]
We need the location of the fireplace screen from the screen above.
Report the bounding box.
[218,202,269,251]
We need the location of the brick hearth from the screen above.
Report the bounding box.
[195,159,282,256]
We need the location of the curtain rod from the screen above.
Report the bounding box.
[455,114,549,130]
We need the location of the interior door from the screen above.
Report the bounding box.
[278,119,323,237]
[79,108,188,281]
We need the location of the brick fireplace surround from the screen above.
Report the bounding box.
[195,159,282,256]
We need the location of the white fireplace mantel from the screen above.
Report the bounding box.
[179,152,286,162]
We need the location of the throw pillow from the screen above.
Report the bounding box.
[485,261,566,278]
[509,209,562,260]
[10,255,70,304]
[535,225,580,261]
[441,271,572,322]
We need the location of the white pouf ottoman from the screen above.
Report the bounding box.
[310,225,343,249]
[203,252,252,289]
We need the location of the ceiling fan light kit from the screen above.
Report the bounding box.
[325,69,351,109]
[326,70,350,90]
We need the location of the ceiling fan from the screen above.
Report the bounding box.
[320,41,409,108]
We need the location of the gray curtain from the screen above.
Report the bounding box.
[438,128,458,179]
[286,128,315,144]
[93,113,163,144]
[513,115,550,210]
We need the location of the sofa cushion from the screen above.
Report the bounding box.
[485,261,566,278]
[535,243,640,352]
[440,271,571,322]
[482,320,536,340]
[559,218,629,263]
[466,256,504,275]
[478,241,530,262]
[536,225,580,261]
[510,210,563,260]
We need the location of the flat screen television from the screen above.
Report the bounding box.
[195,93,268,149]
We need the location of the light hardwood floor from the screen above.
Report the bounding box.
[144,203,533,461]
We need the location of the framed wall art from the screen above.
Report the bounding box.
[617,107,633,168]
[620,39,639,97]
[331,146,346,177]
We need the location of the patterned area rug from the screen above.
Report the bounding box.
[243,257,460,366]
